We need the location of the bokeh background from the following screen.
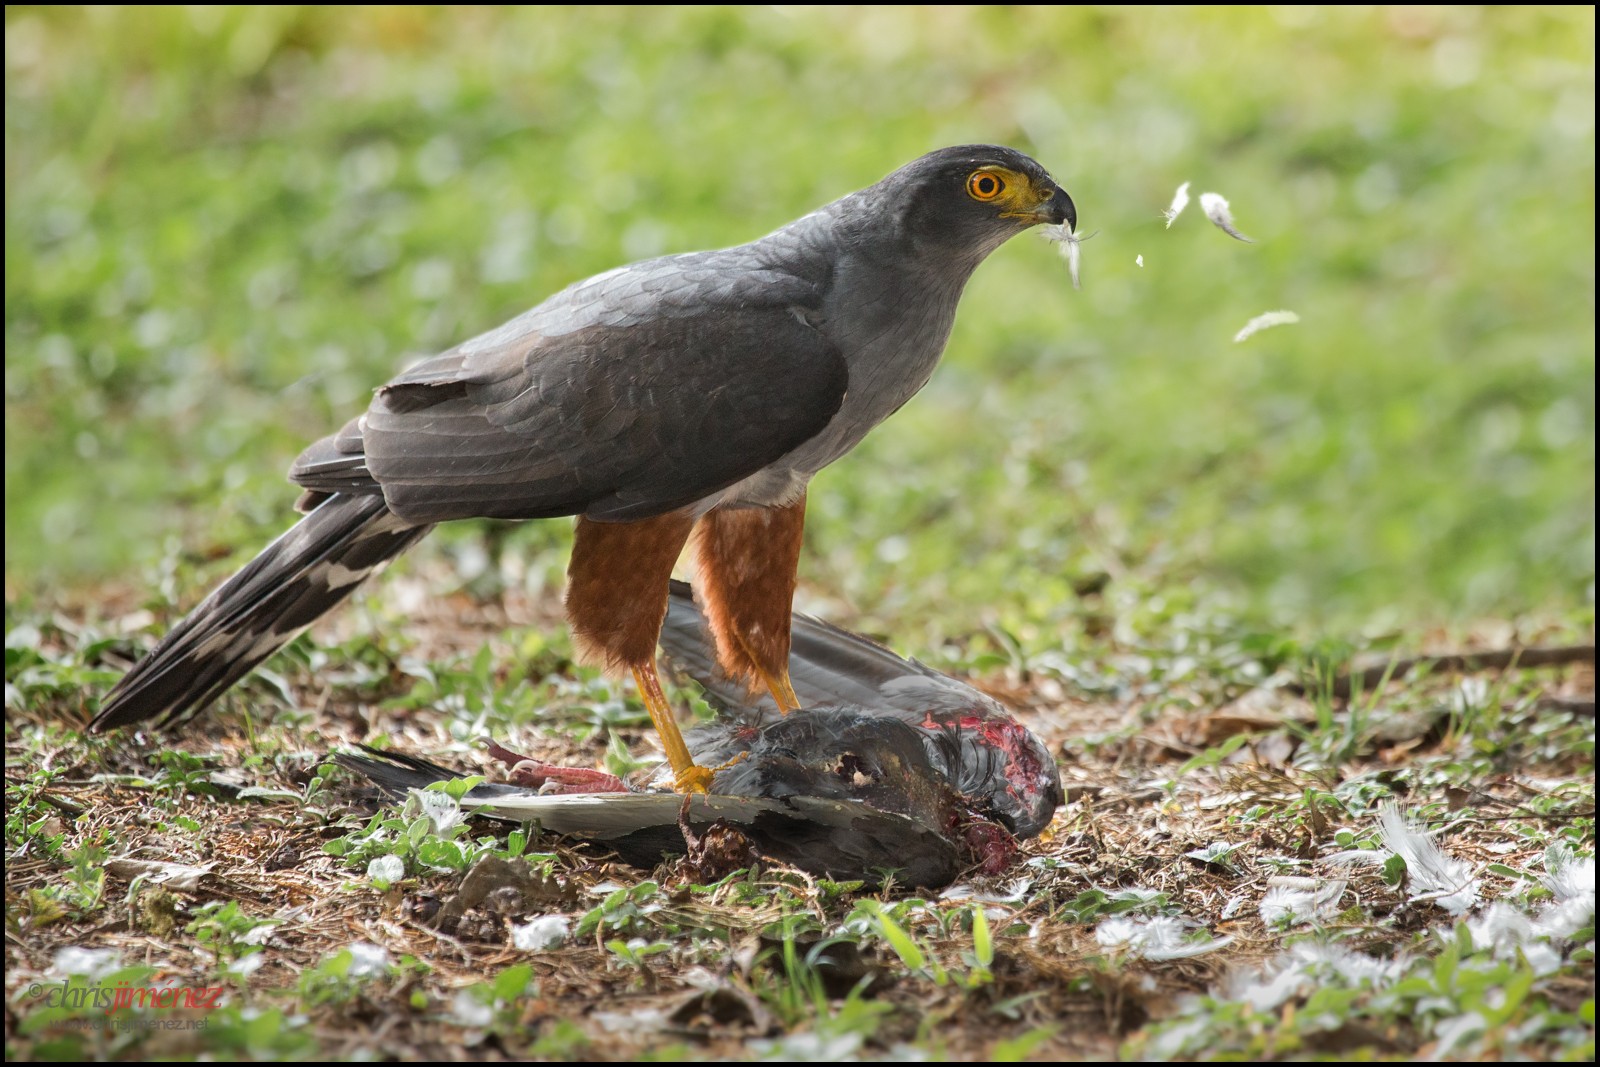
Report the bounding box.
[5,6,1594,651]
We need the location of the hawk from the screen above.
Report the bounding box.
[91,144,1076,792]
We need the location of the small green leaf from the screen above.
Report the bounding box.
[972,906,993,969]
[416,838,465,870]
[493,963,534,1001]
[869,906,925,970]
[992,1026,1056,1061]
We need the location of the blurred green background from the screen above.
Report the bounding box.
[5,6,1594,645]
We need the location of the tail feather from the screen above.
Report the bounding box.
[91,494,430,731]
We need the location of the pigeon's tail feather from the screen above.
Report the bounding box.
[334,746,465,797]
[91,494,430,731]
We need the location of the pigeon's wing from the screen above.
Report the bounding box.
[337,747,958,888]
[660,579,992,714]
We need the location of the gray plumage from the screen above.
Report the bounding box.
[93,145,1074,731]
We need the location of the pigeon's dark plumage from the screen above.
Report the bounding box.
[338,582,1062,886]
[658,581,1062,839]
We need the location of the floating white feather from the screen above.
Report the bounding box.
[1164,181,1191,227]
[1041,224,1084,290]
[1233,309,1301,343]
[1199,191,1254,242]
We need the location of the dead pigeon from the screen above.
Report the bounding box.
[337,582,1062,887]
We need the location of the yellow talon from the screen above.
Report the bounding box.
[712,750,749,775]
[675,764,715,794]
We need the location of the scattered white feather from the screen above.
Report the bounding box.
[1259,877,1347,926]
[1228,966,1307,1014]
[1199,191,1253,241]
[225,953,266,980]
[1136,254,1144,267]
[939,878,1034,904]
[346,942,392,979]
[749,1032,865,1061]
[592,1007,671,1034]
[1465,902,1534,955]
[1221,941,1409,1014]
[1535,845,1596,938]
[512,915,571,952]
[1164,181,1191,227]
[1535,895,1595,942]
[240,922,279,946]
[1541,845,1596,903]
[1233,309,1300,343]
[366,854,405,884]
[1519,941,1565,979]
[451,988,493,1028]
[51,946,122,979]
[1466,903,1562,976]
[1095,915,1232,960]
[1324,848,1389,867]
[1289,941,1410,988]
[1041,224,1084,290]
[408,787,467,837]
[1431,1011,1490,1060]
[1379,804,1481,915]
[1144,1016,1212,1059]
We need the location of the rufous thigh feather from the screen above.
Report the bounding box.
[693,495,806,706]
[567,511,696,671]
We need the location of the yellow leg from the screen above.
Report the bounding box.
[632,663,714,793]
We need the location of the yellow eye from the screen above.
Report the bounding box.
[966,170,1006,201]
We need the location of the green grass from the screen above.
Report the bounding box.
[5,6,1592,637]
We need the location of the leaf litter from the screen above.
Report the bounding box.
[4,579,1593,1061]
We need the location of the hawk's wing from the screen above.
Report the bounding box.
[292,250,846,523]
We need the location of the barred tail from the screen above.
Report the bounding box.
[90,494,430,731]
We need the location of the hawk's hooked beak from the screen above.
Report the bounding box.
[1004,183,1077,232]
[1043,186,1076,232]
